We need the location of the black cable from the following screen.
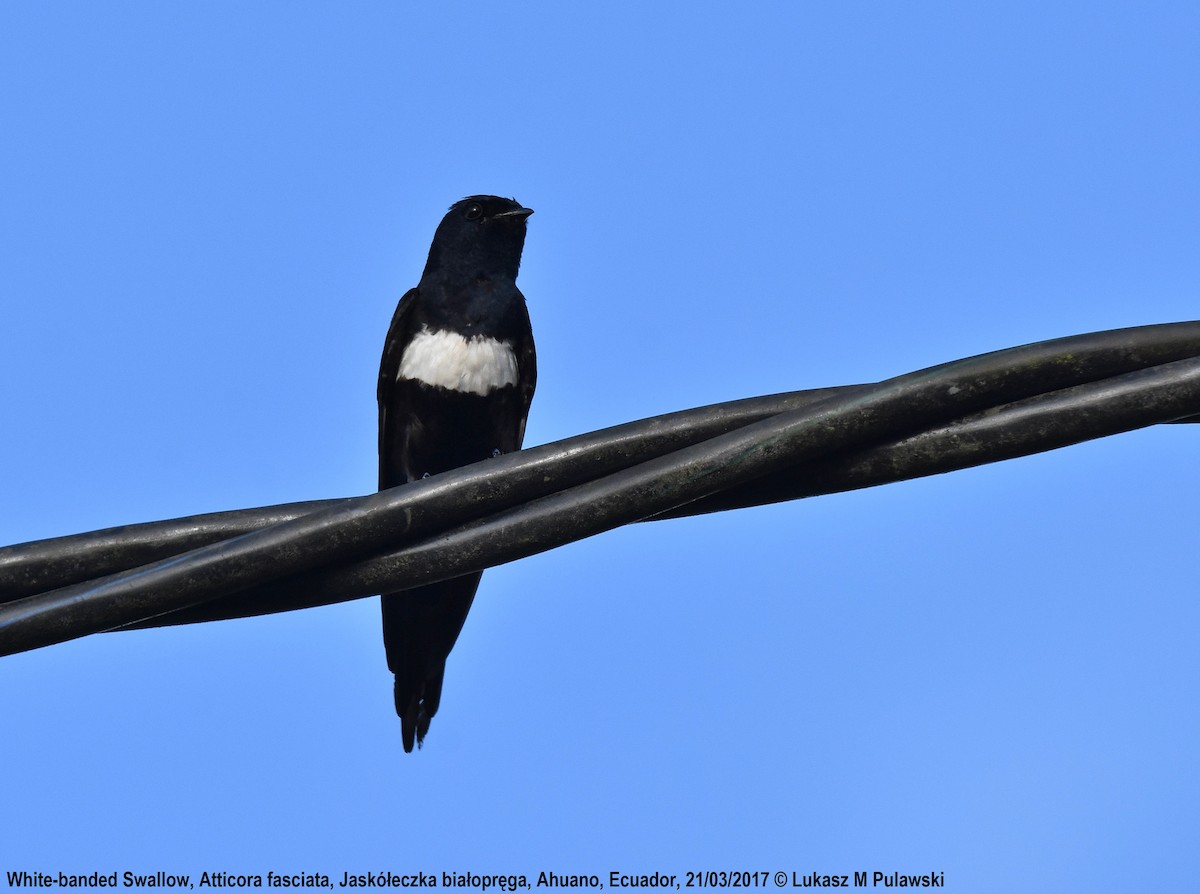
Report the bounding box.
[8,320,1200,601]
[1,322,1199,657]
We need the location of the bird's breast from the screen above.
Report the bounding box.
[397,327,518,396]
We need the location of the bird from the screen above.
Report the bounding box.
[376,195,537,751]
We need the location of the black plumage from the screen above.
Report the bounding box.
[377,196,536,751]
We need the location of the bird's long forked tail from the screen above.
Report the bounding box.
[381,571,483,752]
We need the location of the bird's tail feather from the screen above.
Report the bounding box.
[394,667,445,752]
[382,572,482,752]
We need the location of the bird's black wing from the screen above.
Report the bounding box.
[512,292,537,447]
[377,287,418,488]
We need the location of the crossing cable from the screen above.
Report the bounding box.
[2,322,1199,657]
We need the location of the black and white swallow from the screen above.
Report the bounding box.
[377,195,536,752]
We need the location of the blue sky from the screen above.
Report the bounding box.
[2,3,1198,891]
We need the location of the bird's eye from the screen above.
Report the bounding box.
[464,203,483,221]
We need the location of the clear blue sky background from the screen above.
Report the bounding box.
[3,4,1198,891]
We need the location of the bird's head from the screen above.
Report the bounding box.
[422,195,533,283]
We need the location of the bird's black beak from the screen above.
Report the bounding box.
[494,207,534,220]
